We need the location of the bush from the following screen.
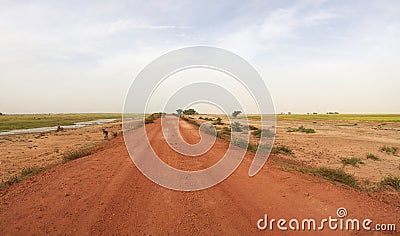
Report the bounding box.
[252,128,274,138]
[271,145,293,155]
[201,124,217,136]
[231,122,242,132]
[213,117,224,125]
[248,125,258,130]
[287,125,316,133]
[341,157,364,167]
[366,153,380,161]
[20,167,43,177]
[380,146,398,155]
[145,112,166,124]
[230,138,259,152]
[380,175,400,191]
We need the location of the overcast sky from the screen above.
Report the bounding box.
[1,0,399,114]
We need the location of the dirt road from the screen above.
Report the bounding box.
[0,118,399,235]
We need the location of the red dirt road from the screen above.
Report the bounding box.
[0,118,399,235]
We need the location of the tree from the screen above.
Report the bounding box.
[176,109,183,117]
[232,110,242,117]
[183,108,198,115]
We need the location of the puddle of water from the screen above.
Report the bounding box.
[0,119,117,136]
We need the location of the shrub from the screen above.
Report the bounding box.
[145,117,154,124]
[271,145,293,155]
[20,167,43,177]
[366,153,380,161]
[341,157,364,167]
[201,124,217,136]
[231,122,242,132]
[230,138,259,152]
[380,146,398,155]
[287,125,315,133]
[0,175,20,190]
[252,128,274,138]
[231,138,247,149]
[145,112,166,124]
[248,125,258,130]
[380,176,400,191]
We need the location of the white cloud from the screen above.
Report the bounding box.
[216,3,337,57]
[0,0,399,113]
[103,19,190,34]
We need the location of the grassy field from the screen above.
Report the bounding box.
[247,114,400,122]
[0,113,122,132]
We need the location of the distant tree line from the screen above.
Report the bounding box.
[176,108,198,117]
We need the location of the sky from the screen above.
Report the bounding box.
[0,0,399,114]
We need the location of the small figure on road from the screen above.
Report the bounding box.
[102,129,109,140]
[56,123,63,132]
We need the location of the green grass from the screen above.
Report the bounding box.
[247,114,400,122]
[380,146,398,155]
[0,166,46,191]
[380,175,400,191]
[287,125,316,133]
[341,157,364,167]
[20,167,44,177]
[1,146,94,191]
[366,153,380,161]
[300,167,359,188]
[0,113,122,132]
